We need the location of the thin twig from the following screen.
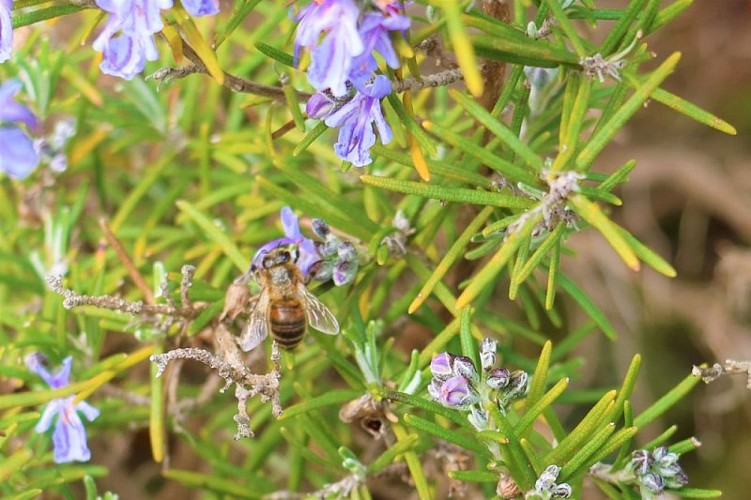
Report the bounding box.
[46,275,202,319]
[693,360,751,389]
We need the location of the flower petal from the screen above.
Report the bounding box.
[75,401,100,422]
[0,0,12,64]
[52,407,92,463]
[0,126,39,179]
[182,0,219,17]
[35,400,63,433]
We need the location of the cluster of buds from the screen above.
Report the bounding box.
[428,338,528,429]
[630,447,688,496]
[526,465,572,499]
[310,218,360,286]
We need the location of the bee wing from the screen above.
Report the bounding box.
[298,283,339,335]
[240,289,270,351]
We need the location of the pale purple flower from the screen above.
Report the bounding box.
[252,206,320,277]
[439,375,472,407]
[0,80,40,179]
[92,0,173,80]
[294,0,364,96]
[324,74,392,166]
[25,354,100,464]
[0,0,11,63]
[348,11,410,88]
[182,0,219,17]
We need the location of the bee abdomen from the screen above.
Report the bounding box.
[269,299,306,349]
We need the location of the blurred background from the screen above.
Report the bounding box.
[566,0,751,496]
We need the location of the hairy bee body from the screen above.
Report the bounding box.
[269,298,306,349]
[240,244,340,352]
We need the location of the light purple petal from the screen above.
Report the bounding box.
[99,34,148,80]
[75,401,100,422]
[52,407,92,463]
[280,206,302,240]
[324,97,359,128]
[370,100,392,145]
[0,0,12,63]
[0,127,40,179]
[182,0,219,17]
[430,353,454,378]
[306,92,335,119]
[35,399,63,433]
[308,32,351,96]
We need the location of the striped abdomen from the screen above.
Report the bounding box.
[269,298,306,349]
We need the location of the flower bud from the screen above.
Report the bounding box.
[552,483,572,498]
[506,370,529,399]
[333,259,357,286]
[310,259,335,282]
[486,368,511,389]
[535,465,560,492]
[430,352,454,379]
[427,379,442,401]
[452,355,479,383]
[665,470,688,489]
[312,218,330,239]
[439,375,473,407]
[641,472,665,493]
[631,449,653,476]
[467,407,488,430]
[337,241,357,262]
[480,338,497,371]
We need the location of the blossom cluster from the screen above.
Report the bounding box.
[251,206,359,286]
[0,0,219,80]
[528,465,572,499]
[294,0,410,166]
[92,0,219,80]
[428,338,528,430]
[25,354,99,464]
[630,446,688,497]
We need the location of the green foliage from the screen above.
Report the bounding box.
[0,0,736,498]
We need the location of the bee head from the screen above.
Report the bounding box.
[262,243,300,269]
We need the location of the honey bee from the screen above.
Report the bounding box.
[240,243,339,351]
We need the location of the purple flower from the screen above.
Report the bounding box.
[438,375,472,407]
[25,354,99,464]
[251,206,320,277]
[92,0,173,80]
[324,75,392,166]
[182,0,219,17]
[348,11,411,89]
[0,0,12,63]
[294,0,364,96]
[430,353,454,379]
[0,80,40,179]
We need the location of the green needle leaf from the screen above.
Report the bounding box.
[568,194,640,271]
[360,175,533,209]
[456,211,543,309]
